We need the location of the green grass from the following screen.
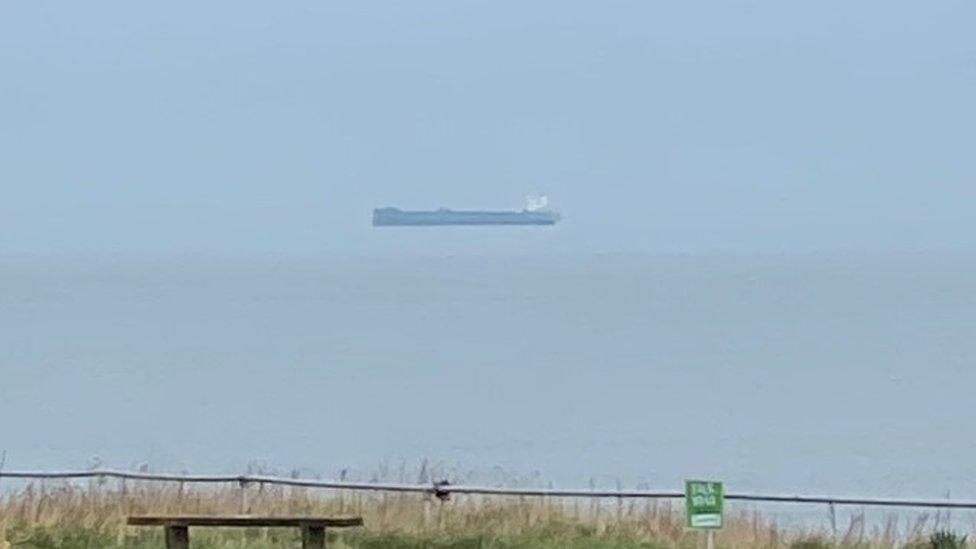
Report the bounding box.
[2,523,674,549]
[6,524,962,549]
[0,482,970,548]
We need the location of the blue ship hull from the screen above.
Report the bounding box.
[373,208,560,226]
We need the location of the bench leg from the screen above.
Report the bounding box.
[301,525,326,548]
[164,525,190,549]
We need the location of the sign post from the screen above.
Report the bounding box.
[685,480,724,549]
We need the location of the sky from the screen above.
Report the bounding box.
[2,1,975,255]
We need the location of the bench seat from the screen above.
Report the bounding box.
[128,515,364,548]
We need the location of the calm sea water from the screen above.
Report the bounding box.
[2,252,974,503]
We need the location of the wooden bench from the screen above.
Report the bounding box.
[127,515,364,548]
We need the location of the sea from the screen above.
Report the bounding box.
[2,251,975,524]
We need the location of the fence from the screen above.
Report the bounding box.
[1,469,974,510]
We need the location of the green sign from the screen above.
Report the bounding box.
[685,480,724,529]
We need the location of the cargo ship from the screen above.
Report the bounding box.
[372,197,560,227]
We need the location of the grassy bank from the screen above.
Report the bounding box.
[0,481,967,548]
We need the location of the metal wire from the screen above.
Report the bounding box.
[0,469,973,509]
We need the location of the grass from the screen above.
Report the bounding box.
[0,478,970,548]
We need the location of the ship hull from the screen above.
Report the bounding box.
[373,208,560,227]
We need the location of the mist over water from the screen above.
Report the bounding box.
[3,251,974,499]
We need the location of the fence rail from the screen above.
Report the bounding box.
[1,469,974,510]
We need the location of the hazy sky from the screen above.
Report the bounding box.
[2,2,974,254]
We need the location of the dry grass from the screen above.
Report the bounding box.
[0,479,966,548]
